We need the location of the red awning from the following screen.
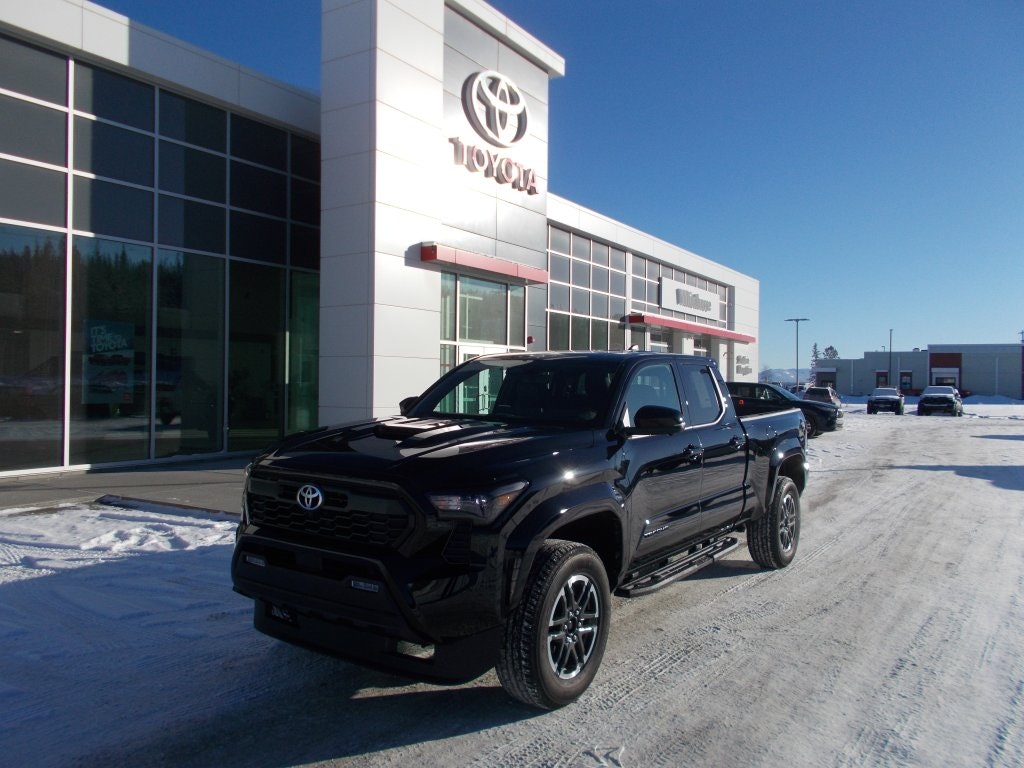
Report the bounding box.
[420,243,548,285]
[626,313,756,344]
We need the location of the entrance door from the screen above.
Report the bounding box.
[457,345,506,415]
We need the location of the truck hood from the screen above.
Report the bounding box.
[252,416,597,487]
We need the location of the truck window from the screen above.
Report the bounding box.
[622,362,681,427]
[678,365,723,425]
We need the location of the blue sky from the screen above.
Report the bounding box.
[98,0,1024,371]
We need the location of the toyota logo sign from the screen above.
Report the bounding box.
[462,70,529,148]
[296,484,324,512]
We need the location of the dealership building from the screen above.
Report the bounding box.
[0,0,760,475]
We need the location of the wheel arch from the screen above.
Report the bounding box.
[504,492,624,613]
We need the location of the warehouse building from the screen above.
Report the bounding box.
[816,344,1023,398]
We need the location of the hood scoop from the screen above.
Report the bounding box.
[372,418,481,442]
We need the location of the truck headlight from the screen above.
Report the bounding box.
[428,481,528,523]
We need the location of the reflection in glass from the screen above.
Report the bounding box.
[0,158,66,227]
[155,250,224,457]
[74,117,153,186]
[0,225,66,471]
[509,285,525,347]
[159,195,225,254]
[159,91,226,152]
[0,93,65,165]
[441,273,456,341]
[549,313,569,351]
[571,316,589,350]
[228,261,284,451]
[459,276,507,345]
[0,34,67,104]
[288,272,319,433]
[159,141,226,202]
[73,177,153,242]
[69,236,152,464]
[74,63,154,131]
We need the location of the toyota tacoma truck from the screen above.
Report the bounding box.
[867,387,905,415]
[231,352,808,709]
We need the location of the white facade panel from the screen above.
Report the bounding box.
[322,103,373,161]
[321,202,373,260]
[377,1,444,81]
[321,50,373,112]
[322,0,371,64]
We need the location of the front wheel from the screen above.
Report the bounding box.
[747,476,800,569]
[496,540,610,709]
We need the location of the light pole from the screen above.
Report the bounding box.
[785,318,809,388]
[889,328,893,388]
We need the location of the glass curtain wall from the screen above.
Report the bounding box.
[547,227,627,352]
[69,237,152,464]
[289,272,319,433]
[0,225,66,471]
[439,273,526,376]
[228,261,285,452]
[0,32,320,473]
[155,250,225,457]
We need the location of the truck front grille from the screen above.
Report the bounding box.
[247,473,414,547]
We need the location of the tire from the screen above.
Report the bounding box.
[866,406,875,415]
[496,540,610,709]
[747,476,800,569]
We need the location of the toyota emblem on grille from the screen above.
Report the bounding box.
[296,484,324,511]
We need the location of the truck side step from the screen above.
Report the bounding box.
[616,537,739,597]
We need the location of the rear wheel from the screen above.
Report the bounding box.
[497,540,610,709]
[748,477,800,569]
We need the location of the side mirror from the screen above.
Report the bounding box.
[630,405,684,435]
[399,396,419,416]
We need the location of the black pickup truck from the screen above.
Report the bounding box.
[231,352,807,709]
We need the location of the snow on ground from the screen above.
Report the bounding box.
[0,401,1022,766]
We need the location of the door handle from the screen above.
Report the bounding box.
[681,444,704,464]
[729,436,746,451]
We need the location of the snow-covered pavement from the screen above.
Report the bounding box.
[1,400,1022,767]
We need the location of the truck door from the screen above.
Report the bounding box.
[676,362,748,531]
[618,362,706,560]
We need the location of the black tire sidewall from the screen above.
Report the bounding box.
[749,476,800,569]
[528,544,611,708]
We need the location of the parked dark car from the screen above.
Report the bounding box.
[803,386,842,408]
[917,386,963,416]
[727,381,843,438]
[867,387,905,415]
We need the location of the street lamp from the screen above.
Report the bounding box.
[785,318,809,388]
[889,328,893,388]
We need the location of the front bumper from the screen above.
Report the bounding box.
[868,400,902,412]
[231,528,505,682]
[918,399,958,414]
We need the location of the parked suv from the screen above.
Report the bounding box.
[803,386,842,408]
[867,387,905,415]
[917,386,963,416]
